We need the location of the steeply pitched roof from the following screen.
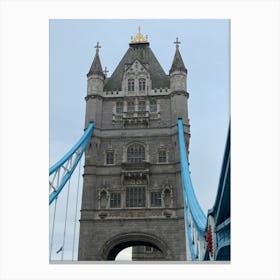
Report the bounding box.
[87,50,105,78]
[104,43,170,91]
[169,47,187,74]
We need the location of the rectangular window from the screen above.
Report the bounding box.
[128,79,135,91]
[127,101,135,112]
[144,246,154,253]
[151,192,162,207]
[116,102,123,114]
[127,144,145,163]
[106,151,114,164]
[158,150,167,163]
[138,101,146,112]
[110,193,121,208]
[126,187,146,207]
[150,101,157,112]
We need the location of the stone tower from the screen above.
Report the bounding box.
[78,29,190,261]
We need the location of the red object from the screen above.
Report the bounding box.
[206,225,213,257]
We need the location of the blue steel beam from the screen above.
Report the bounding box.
[178,119,207,259]
[49,122,94,205]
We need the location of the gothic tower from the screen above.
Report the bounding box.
[78,29,190,261]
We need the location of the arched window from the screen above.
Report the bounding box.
[139,78,146,91]
[150,100,157,112]
[127,144,145,163]
[128,79,134,91]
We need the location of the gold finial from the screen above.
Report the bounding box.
[130,26,148,44]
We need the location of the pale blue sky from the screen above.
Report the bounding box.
[49,19,230,260]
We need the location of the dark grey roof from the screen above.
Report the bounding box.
[87,51,105,78]
[104,43,170,91]
[169,47,187,74]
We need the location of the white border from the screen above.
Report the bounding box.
[0,0,279,279]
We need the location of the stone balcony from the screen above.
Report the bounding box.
[121,161,150,185]
[112,110,161,128]
[121,160,150,171]
[123,111,149,128]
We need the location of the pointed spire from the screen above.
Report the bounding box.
[87,42,105,78]
[169,37,187,74]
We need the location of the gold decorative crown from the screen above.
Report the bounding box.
[130,26,148,44]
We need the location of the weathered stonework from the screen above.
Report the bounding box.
[78,33,190,261]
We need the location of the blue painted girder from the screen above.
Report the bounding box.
[49,122,94,205]
[178,119,207,259]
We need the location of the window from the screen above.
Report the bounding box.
[106,151,114,164]
[139,78,146,91]
[126,187,146,207]
[158,150,167,163]
[151,192,162,207]
[138,101,146,112]
[144,246,154,253]
[128,79,135,91]
[127,144,145,163]
[150,100,157,112]
[116,102,123,114]
[110,193,121,208]
[127,101,135,112]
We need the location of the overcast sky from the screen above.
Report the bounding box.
[49,19,230,260]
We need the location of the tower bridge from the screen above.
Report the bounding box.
[49,28,230,262]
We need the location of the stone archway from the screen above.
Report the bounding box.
[99,232,173,260]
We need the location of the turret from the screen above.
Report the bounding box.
[87,41,105,95]
[169,38,189,125]
[169,37,187,91]
[85,42,105,128]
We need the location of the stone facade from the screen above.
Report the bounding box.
[78,31,190,261]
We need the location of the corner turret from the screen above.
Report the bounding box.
[87,42,106,95]
[169,37,187,92]
[85,42,105,128]
[169,38,189,127]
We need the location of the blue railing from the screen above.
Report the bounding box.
[49,122,94,204]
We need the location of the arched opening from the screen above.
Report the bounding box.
[100,232,171,261]
[109,241,163,261]
[115,247,132,260]
[216,245,230,261]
